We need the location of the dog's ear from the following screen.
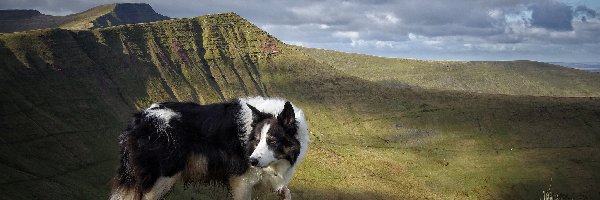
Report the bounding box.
[278,101,296,129]
[247,104,270,126]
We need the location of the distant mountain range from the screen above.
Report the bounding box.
[0,3,169,32]
[550,62,600,72]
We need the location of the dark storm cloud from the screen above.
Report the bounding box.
[1,0,599,62]
[530,1,574,31]
[575,5,597,18]
[575,5,598,22]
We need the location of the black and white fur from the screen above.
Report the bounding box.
[110,97,309,200]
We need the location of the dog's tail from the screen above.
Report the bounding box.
[111,114,144,200]
[110,186,140,200]
[110,149,143,200]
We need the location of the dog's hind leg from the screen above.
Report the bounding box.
[142,173,181,200]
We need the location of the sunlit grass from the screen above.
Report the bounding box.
[299,47,600,97]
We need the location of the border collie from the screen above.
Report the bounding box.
[110,97,309,200]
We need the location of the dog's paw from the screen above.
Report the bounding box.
[276,186,291,200]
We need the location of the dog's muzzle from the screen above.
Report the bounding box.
[249,158,259,167]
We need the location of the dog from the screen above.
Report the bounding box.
[110,97,309,200]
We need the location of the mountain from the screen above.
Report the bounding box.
[0,3,169,33]
[0,9,70,32]
[1,5,599,200]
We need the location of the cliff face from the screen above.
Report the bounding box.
[0,3,170,32]
[0,13,280,199]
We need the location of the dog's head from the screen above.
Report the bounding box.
[247,102,301,168]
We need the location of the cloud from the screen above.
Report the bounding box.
[1,0,599,62]
[333,31,360,40]
[332,31,361,46]
[575,5,598,22]
[375,40,393,48]
[286,41,306,47]
[319,24,330,29]
[488,9,503,19]
[365,12,399,25]
[289,4,324,19]
[529,1,574,31]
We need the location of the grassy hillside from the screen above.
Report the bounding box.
[270,49,600,199]
[1,11,599,200]
[0,3,169,32]
[299,48,600,97]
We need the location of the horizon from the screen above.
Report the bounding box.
[1,0,599,63]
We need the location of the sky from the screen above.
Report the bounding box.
[2,0,599,62]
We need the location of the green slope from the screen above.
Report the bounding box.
[1,12,599,200]
[270,50,600,199]
[299,47,600,97]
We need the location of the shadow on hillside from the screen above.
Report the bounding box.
[269,55,600,199]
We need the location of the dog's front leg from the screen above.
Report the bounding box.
[229,176,254,200]
[229,170,260,200]
[276,185,291,200]
[262,161,292,200]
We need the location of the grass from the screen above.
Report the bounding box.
[299,47,600,97]
[0,12,599,200]
[59,4,118,30]
[268,47,600,199]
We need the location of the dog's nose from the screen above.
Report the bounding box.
[249,158,259,166]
